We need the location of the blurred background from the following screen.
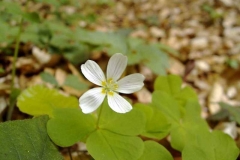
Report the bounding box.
[0,0,240,159]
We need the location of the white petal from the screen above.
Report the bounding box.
[107,53,127,81]
[81,60,106,86]
[107,92,132,113]
[116,73,145,94]
[79,87,106,114]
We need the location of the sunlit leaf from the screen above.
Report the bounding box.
[17,85,78,117]
[154,75,182,95]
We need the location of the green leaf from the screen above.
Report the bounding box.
[17,85,78,117]
[76,29,127,55]
[0,1,22,16]
[0,116,63,160]
[138,141,173,160]
[98,100,145,136]
[20,23,41,44]
[127,43,169,75]
[47,108,96,147]
[154,75,198,106]
[0,21,18,44]
[182,131,239,160]
[219,102,240,125]
[154,75,182,95]
[135,103,171,140]
[170,101,209,151]
[142,44,169,75]
[157,43,179,56]
[87,130,144,160]
[22,12,40,23]
[64,75,89,91]
[63,44,90,65]
[152,91,181,123]
[40,72,59,87]
[174,86,198,106]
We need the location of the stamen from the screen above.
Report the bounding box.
[108,91,114,96]
[101,78,119,95]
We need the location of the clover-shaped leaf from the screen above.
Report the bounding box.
[154,75,198,106]
[17,85,78,117]
[47,108,96,147]
[87,130,144,160]
[98,100,145,136]
[182,131,239,160]
[135,103,171,140]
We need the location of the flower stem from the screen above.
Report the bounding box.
[96,103,104,127]
[7,17,24,121]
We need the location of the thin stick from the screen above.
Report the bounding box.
[6,17,23,121]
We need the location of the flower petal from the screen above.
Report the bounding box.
[107,92,132,113]
[116,73,145,94]
[81,60,106,86]
[107,53,127,81]
[79,87,106,114]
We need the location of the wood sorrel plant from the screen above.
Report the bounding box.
[9,53,239,160]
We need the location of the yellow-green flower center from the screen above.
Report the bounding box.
[101,78,118,96]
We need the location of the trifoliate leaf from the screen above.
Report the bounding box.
[87,130,144,160]
[138,141,173,160]
[170,101,209,151]
[182,131,239,160]
[47,108,96,147]
[135,103,171,140]
[152,91,181,123]
[0,116,63,160]
[154,75,198,106]
[98,100,145,136]
[17,85,78,117]
[154,75,182,95]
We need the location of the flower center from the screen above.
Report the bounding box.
[101,78,118,96]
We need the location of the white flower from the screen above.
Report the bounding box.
[79,53,145,114]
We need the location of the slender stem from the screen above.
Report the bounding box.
[11,18,23,89]
[68,147,73,160]
[96,103,104,127]
[7,17,24,121]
